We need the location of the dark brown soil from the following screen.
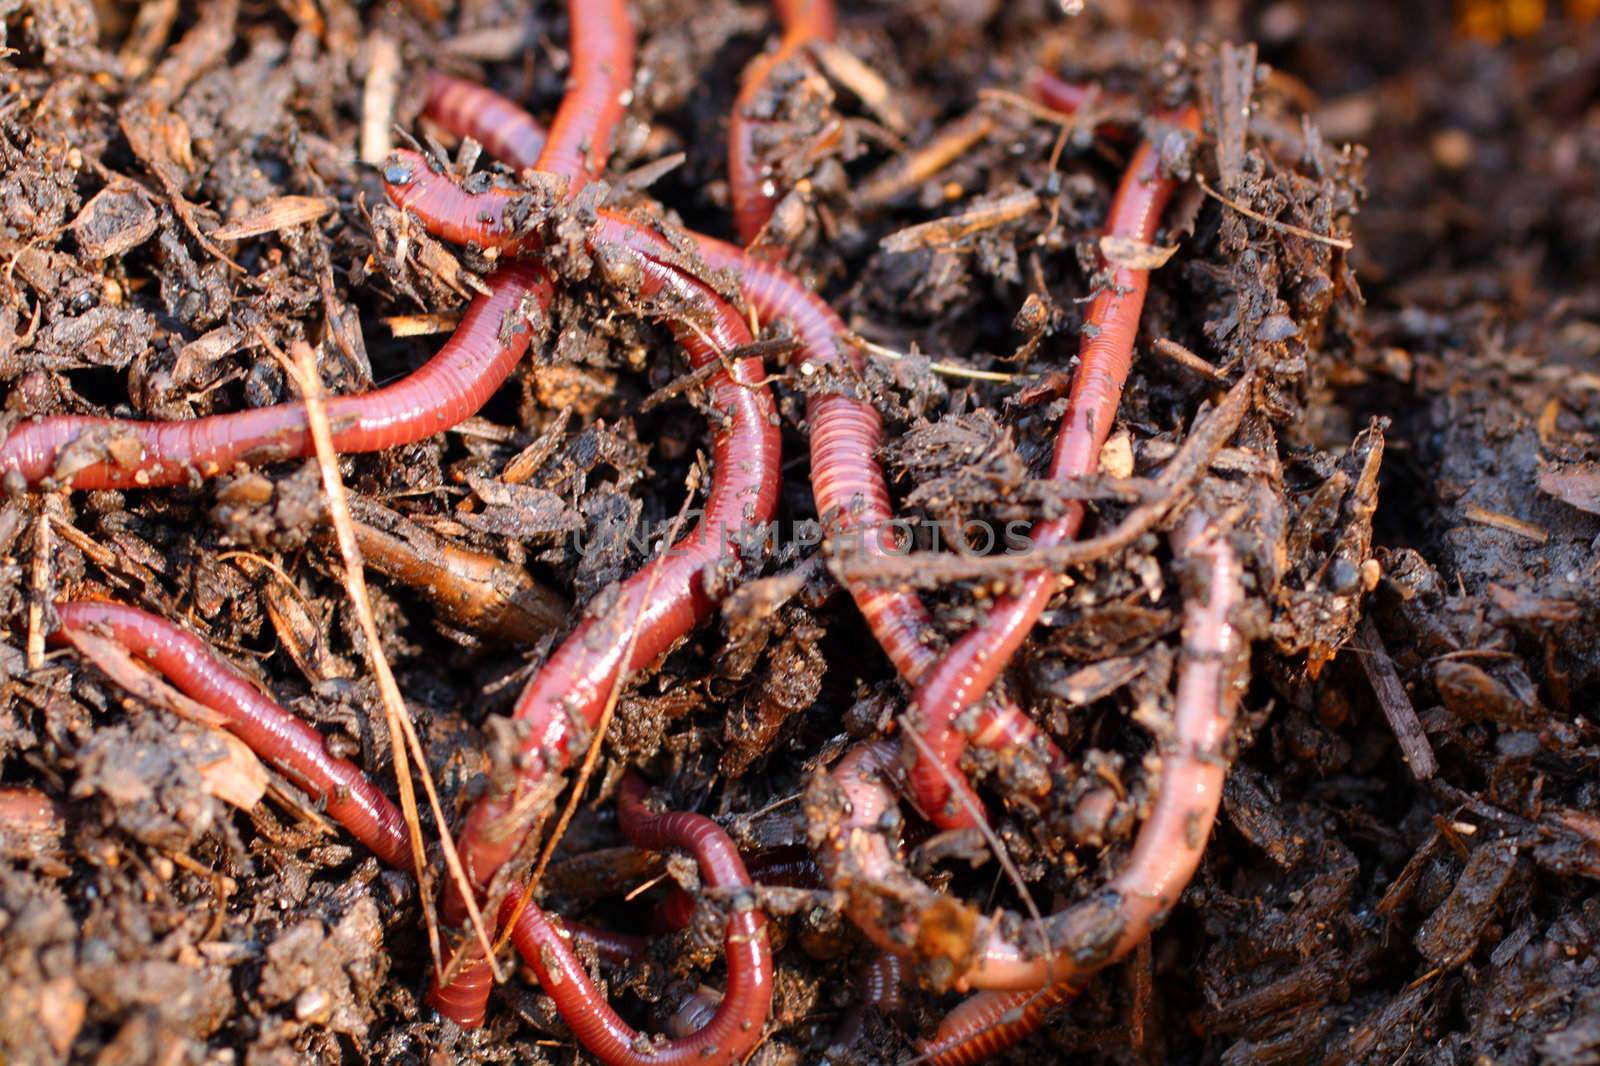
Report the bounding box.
[1,1,1597,1064]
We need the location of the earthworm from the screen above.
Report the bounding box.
[814,509,1245,1007]
[533,0,635,196]
[0,785,65,861]
[47,600,414,868]
[392,208,780,1025]
[728,0,838,245]
[428,223,779,893]
[399,85,1067,810]
[911,510,1248,1063]
[665,985,725,1040]
[508,772,772,1066]
[0,264,550,492]
[425,73,548,170]
[48,601,771,1060]
[831,950,907,1047]
[904,109,1202,827]
[1029,70,1096,116]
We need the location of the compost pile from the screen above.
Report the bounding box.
[0,1,1596,1063]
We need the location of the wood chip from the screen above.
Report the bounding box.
[1212,41,1257,193]
[1101,235,1179,271]
[212,196,334,240]
[1462,504,1549,543]
[384,312,463,337]
[71,185,159,259]
[811,40,909,134]
[1352,616,1437,780]
[1536,463,1600,516]
[880,189,1039,252]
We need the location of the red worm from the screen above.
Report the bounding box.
[376,188,781,1023]
[508,773,771,1066]
[422,217,780,901]
[534,0,634,195]
[47,602,770,1062]
[399,87,1068,817]
[0,784,65,860]
[47,600,414,869]
[916,984,1078,1066]
[912,510,1247,1063]
[728,0,838,246]
[0,265,550,492]
[1029,70,1096,116]
[814,510,1245,1000]
[904,108,1202,827]
[426,73,547,170]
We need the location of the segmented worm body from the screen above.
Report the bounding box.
[0,265,550,491]
[507,773,772,1066]
[395,210,782,907]
[49,601,414,867]
[427,73,548,173]
[728,0,838,245]
[904,109,1202,827]
[910,510,1248,1063]
[47,604,771,1065]
[401,85,1067,819]
[534,0,634,194]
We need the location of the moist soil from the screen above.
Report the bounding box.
[1,1,1597,1064]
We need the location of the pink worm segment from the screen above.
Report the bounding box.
[0,264,550,491]
[728,0,839,246]
[508,773,772,1066]
[914,510,1247,1063]
[47,603,770,1064]
[536,0,635,196]
[905,108,1203,828]
[48,601,413,868]
[426,74,548,170]
[1029,70,1096,116]
[383,161,783,1024]
[408,85,1067,815]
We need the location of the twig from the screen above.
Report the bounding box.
[1152,337,1226,381]
[856,109,996,206]
[1352,616,1438,780]
[835,372,1254,586]
[27,512,50,670]
[282,339,501,985]
[880,190,1041,253]
[1196,176,1354,251]
[847,334,1021,384]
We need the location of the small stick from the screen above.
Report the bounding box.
[1152,337,1226,380]
[1352,616,1438,780]
[27,513,50,670]
[285,339,501,985]
[856,110,996,207]
[1195,176,1354,251]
